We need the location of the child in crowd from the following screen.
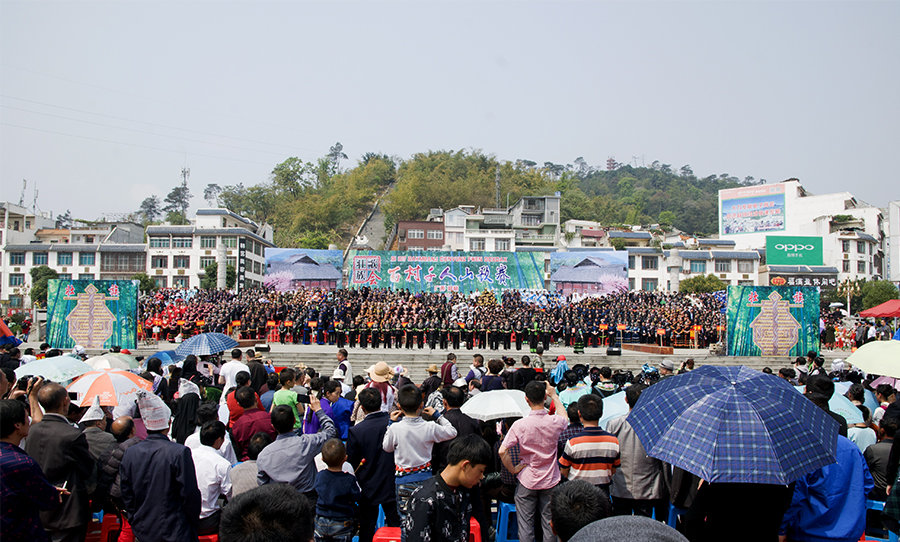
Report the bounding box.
[272,368,302,429]
[403,434,493,542]
[383,384,458,519]
[314,439,360,542]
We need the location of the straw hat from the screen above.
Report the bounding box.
[427,364,440,374]
[369,361,393,383]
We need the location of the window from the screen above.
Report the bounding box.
[857,241,866,254]
[173,277,189,289]
[200,236,217,249]
[200,256,216,269]
[33,252,48,265]
[226,257,236,268]
[84,236,94,244]
[738,280,754,286]
[222,237,237,248]
[714,260,732,273]
[9,295,23,308]
[737,260,754,273]
[9,274,24,286]
[641,278,658,291]
[79,252,95,266]
[496,239,510,251]
[79,274,95,280]
[408,229,425,239]
[173,237,192,248]
[427,230,443,240]
[173,256,190,268]
[641,256,658,270]
[628,278,635,290]
[407,246,423,251]
[149,237,170,248]
[151,256,168,268]
[100,253,146,273]
[57,274,72,281]
[153,277,167,288]
[841,240,850,252]
[57,252,73,266]
[628,255,635,270]
[843,260,851,272]
[253,261,262,274]
[469,238,485,251]
[690,260,706,274]
[857,260,866,273]
[521,215,541,226]
[9,252,24,265]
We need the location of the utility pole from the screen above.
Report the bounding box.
[495,165,501,208]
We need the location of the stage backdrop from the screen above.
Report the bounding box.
[549,251,628,295]
[345,250,545,293]
[726,285,819,357]
[264,248,344,291]
[46,279,139,350]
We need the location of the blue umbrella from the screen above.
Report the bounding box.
[599,391,629,430]
[147,349,185,367]
[628,365,839,485]
[833,381,878,418]
[175,332,239,357]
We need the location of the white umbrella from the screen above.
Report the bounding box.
[15,356,93,383]
[846,340,900,378]
[461,390,531,421]
[829,302,844,308]
[86,353,140,371]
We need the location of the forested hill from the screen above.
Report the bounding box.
[135,146,767,248]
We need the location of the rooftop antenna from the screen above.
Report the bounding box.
[495,165,501,208]
[18,179,26,206]
[32,186,39,214]
[180,167,190,218]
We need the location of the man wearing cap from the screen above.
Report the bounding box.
[659,360,676,378]
[25,382,95,542]
[79,396,116,462]
[121,391,202,542]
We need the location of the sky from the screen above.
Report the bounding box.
[2,1,898,222]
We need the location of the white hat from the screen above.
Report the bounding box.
[72,345,86,355]
[178,378,200,398]
[79,395,105,424]
[832,359,845,373]
[453,377,468,388]
[660,359,676,371]
[137,391,171,431]
[332,368,346,380]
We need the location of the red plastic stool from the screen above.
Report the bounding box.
[198,535,219,542]
[100,514,122,542]
[372,527,401,542]
[470,516,481,542]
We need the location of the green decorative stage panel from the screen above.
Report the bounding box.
[46,279,139,350]
[726,285,819,357]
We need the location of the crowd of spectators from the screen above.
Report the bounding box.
[3,338,900,541]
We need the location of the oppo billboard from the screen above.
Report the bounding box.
[765,236,824,266]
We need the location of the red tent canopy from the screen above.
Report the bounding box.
[859,299,900,318]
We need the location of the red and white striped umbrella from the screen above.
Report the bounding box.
[68,369,153,407]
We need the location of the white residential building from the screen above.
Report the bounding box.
[719,179,885,282]
[889,201,899,285]
[145,208,273,290]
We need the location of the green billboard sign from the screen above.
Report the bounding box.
[46,279,139,349]
[765,236,824,266]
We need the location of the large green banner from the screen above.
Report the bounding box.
[46,280,139,350]
[765,235,824,266]
[726,285,819,357]
[346,250,545,293]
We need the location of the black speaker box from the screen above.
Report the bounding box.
[606,346,622,356]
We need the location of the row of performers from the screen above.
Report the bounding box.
[142,318,722,349]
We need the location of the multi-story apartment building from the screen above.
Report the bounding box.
[145,208,273,290]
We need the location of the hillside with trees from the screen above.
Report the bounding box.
[134,146,767,248]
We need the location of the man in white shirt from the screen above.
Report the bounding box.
[185,403,238,464]
[219,349,249,404]
[336,348,352,382]
[190,421,233,535]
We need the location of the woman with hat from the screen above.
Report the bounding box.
[363,362,396,413]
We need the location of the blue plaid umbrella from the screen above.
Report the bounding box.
[175,332,239,357]
[627,365,839,485]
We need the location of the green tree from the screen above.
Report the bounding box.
[138,196,162,223]
[658,210,676,229]
[679,274,728,294]
[328,142,348,174]
[163,185,192,224]
[297,231,332,249]
[861,280,899,310]
[131,272,157,293]
[271,157,308,196]
[56,209,74,229]
[609,238,626,250]
[203,184,222,207]
[201,263,235,289]
[29,266,58,307]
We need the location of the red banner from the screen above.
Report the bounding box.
[656,328,666,335]
[232,320,241,326]
[284,321,294,327]
[266,320,276,327]
[616,324,626,331]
